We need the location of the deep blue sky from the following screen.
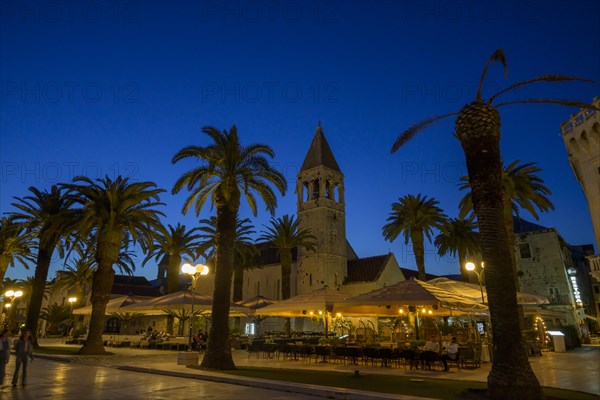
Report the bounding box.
[1,1,599,282]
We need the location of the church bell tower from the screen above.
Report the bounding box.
[295,123,347,295]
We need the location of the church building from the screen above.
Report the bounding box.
[243,124,406,301]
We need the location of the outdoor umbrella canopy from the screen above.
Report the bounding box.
[256,287,353,317]
[72,294,152,315]
[235,295,278,311]
[427,277,549,305]
[333,278,489,316]
[122,290,249,314]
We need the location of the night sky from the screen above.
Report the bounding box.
[1,1,599,282]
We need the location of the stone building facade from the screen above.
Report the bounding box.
[514,227,583,328]
[561,97,600,250]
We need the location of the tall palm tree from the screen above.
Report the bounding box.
[0,216,33,284]
[434,217,481,281]
[10,185,77,347]
[143,223,203,294]
[259,214,316,334]
[382,194,446,281]
[390,49,597,400]
[459,160,554,266]
[259,215,316,300]
[172,125,286,370]
[54,256,95,307]
[63,175,164,355]
[197,217,258,302]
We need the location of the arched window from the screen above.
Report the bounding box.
[304,182,310,201]
[312,179,320,199]
[334,183,341,203]
[325,180,332,199]
[580,131,591,151]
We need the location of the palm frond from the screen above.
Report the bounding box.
[391,114,457,153]
[477,48,507,100]
[489,75,596,104]
[495,98,600,110]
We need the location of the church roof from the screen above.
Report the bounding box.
[300,123,341,172]
[112,275,162,296]
[399,268,439,281]
[345,254,391,283]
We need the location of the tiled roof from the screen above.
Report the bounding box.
[399,268,439,281]
[111,285,161,297]
[112,274,161,296]
[345,254,391,283]
[300,124,341,172]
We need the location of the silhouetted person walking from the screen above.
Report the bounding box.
[0,329,10,386]
[12,329,33,387]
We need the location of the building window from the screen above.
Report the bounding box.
[594,286,599,294]
[312,179,320,199]
[309,274,313,286]
[519,243,532,259]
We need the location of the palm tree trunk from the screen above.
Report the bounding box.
[411,232,427,281]
[458,251,469,282]
[503,205,525,330]
[457,102,541,399]
[79,260,116,355]
[200,201,237,370]
[0,257,10,285]
[281,250,292,335]
[25,246,53,348]
[165,254,181,335]
[167,254,181,294]
[233,265,244,302]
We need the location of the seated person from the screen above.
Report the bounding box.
[440,337,459,371]
[421,336,440,369]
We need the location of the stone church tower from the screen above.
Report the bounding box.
[295,123,347,294]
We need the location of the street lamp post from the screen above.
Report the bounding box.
[181,262,209,352]
[465,262,485,304]
[68,297,77,335]
[4,290,23,331]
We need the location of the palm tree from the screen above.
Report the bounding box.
[39,303,71,335]
[382,194,446,281]
[0,216,33,284]
[172,125,286,370]
[197,217,258,302]
[54,256,95,307]
[459,160,554,266]
[143,223,203,294]
[390,49,597,400]
[63,175,164,355]
[259,214,316,299]
[434,217,481,281]
[259,214,316,334]
[10,185,77,347]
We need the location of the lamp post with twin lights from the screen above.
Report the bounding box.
[465,261,485,304]
[4,290,23,331]
[181,262,209,351]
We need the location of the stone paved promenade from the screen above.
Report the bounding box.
[4,340,597,399]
